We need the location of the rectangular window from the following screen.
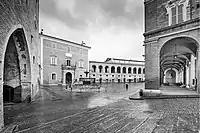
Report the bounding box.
[78,60,84,68]
[52,73,56,80]
[51,43,57,48]
[50,56,57,65]
[171,7,176,25]
[178,5,183,23]
[66,60,71,66]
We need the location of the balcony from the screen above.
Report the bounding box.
[61,64,76,70]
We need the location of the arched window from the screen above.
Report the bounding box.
[99,65,103,73]
[123,67,126,73]
[92,65,96,72]
[117,66,121,73]
[133,67,137,74]
[105,66,109,73]
[143,68,145,74]
[138,68,141,74]
[111,66,115,73]
[128,67,131,74]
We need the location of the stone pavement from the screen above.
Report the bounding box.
[10,98,200,133]
[2,83,200,133]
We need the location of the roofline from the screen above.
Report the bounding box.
[39,33,91,49]
[105,58,144,62]
[89,61,145,66]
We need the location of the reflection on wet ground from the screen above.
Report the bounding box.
[3,83,143,126]
[2,83,200,132]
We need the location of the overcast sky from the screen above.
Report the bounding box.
[39,0,144,62]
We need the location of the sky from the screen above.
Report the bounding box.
[39,0,144,62]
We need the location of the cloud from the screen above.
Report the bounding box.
[40,0,143,30]
[39,0,144,61]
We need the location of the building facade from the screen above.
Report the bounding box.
[40,34,91,85]
[0,0,40,130]
[144,0,200,93]
[89,58,145,83]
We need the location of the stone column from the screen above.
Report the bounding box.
[145,40,160,90]
[197,49,200,93]
[186,64,190,88]
[189,54,195,87]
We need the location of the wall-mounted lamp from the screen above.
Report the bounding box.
[174,55,177,59]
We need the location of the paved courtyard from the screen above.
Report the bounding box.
[2,83,200,133]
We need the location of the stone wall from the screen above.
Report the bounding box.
[0,0,40,130]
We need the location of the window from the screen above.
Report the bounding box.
[111,66,115,73]
[24,64,27,74]
[123,67,126,73]
[33,56,35,64]
[78,60,84,68]
[133,67,137,74]
[171,7,176,25]
[166,1,188,26]
[178,5,183,23]
[79,48,83,54]
[117,67,121,73]
[93,74,95,77]
[105,66,109,73]
[99,66,103,73]
[128,67,132,74]
[68,47,71,52]
[50,56,57,65]
[51,73,56,80]
[66,59,71,66]
[138,68,142,74]
[51,43,57,48]
[92,65,96,72]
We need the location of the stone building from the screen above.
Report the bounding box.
[89,58,145,83]
[40,34,91,85]
[144,0,200,93]
[0,0,40,130]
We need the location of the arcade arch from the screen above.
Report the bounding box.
[160,37,199,89]
[3,28,31,103]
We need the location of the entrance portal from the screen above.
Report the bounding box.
[66,72,72,84]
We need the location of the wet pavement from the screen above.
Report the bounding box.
[2,83,200,133]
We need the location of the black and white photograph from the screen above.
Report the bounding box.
[0,0,199,132]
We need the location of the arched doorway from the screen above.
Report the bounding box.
[165,69,176,85]
[3,28,31,103]
[160,37,199,89]
[66,72,72,84]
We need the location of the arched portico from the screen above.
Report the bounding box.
[160,36,199,91]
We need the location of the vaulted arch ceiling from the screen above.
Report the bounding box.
[160,37,198,71]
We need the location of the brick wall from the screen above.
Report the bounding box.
[0,0,40,130]
[144,0,200,32]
